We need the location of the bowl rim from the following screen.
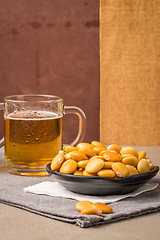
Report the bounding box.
[46,163,159,181]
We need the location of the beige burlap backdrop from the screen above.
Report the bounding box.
[100,0,160,146]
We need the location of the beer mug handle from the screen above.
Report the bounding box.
[63,106,86,146]
[0,103,4,148]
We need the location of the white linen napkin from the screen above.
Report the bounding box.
[23,181,158,203]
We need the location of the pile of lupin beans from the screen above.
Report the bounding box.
[50,141,154,178]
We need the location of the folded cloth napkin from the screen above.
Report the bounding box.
[1,160,160,228]
[23,181,158,203]
[1,147,160,228]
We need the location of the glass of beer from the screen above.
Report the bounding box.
[0,94,86,176]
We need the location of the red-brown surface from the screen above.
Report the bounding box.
[0,0,100,144]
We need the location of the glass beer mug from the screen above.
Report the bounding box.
[0,94,86,176]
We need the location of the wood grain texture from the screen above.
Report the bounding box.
[100,0,160,146]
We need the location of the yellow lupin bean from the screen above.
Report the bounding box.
[92,203,113,214]
[103,161,114,169]
[83,169,97,176]
[80,207,102,216]
[138,151,146,160]
[85,158,105,173]
[64,151,77,160]
[112,162,129,178]
[78,147,95,158]
[107,144,122,154]
[90,156,105,160]
[70,151,89,161]
[122,156,138,168]
[137,159,150,174]
[149,163,154,170]
[60,159,78,174]
[64,145,77,153]
[91,141,106,148]
[92,146,107,155]
[77,160,90,168]
[73,169,83,176]
[103,152,122,162]
[51,150,65,171]
[126,165,139,175]
[146,157,151,163]
[99,149,116,156]
[76,142,93,149]
[120,147,139,158]
[97,169,115,178]
[121,154,138,159]
[76,201,93,211]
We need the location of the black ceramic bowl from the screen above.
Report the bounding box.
[46,163,159,196]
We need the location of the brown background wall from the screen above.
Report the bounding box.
[0,0,100,144]
[100,0,160,146]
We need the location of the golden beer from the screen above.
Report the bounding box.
[4,110,62,175]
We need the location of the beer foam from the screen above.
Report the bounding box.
[5,110,62,120]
